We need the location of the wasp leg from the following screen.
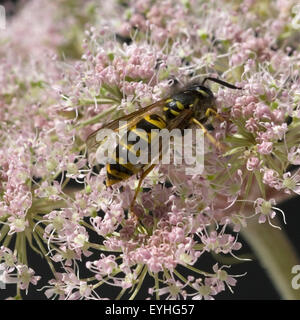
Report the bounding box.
[205,108,225,122]
[191,118,226,152]
[129,164,156,217]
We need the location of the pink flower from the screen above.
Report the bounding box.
[207,263,244,294]
[0,263,40,294]
[257,141,273,155]
[288,146,300,165]
[191,278,218,300]
[86,254,118,277]
[254,198,286,228]
[7,217,29,235]
[16,265,41,293]
[246,157,261,171]
[262,168,282,189]
[282,171,300,195]
[254,103,273,121]
[245,117,258,133]
[200,230,242,255]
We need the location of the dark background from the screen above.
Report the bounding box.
[0,0,300,300]
[0,0,21,16]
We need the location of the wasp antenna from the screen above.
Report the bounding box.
[202,77,242,90]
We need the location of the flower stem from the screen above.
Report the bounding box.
[76,105,118,128]
[129,266,147,300]
[154,273,160,300]
[241,218,300,299]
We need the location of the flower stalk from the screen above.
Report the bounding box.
[242,217,300,299]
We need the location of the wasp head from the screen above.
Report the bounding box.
[185,84,216,121]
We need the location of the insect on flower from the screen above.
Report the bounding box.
[86,77,241,214]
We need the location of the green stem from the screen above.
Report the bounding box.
[211,252,255,265]
[116,288,127,300]
[0,225,9,242]
[154,273,160,300]
[88,242,122,252]
[129,266,147,300]
[79,98,119,106]
[76,105,118,128]
[32,232,57,276]
[184,264,214,277]
[241,218,300,299]
[3,234,12,248]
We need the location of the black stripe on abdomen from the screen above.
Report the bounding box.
[164,100,185,120]
[109,163,133,176]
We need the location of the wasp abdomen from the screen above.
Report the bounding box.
[163,98,187,120]
[106,113,166,186]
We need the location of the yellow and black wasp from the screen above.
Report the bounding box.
[86,77,240,213]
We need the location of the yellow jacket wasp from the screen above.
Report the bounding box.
[86,77,240,214]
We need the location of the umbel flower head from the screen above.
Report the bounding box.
[0,0,300,300]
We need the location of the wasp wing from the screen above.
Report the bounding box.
[141,107,194,168]
[86,99,167,156]
[167,108,194,130]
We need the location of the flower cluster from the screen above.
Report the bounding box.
[0,0,300,300]
[0,246,40,295]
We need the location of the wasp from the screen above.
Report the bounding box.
[86,77,240,213]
